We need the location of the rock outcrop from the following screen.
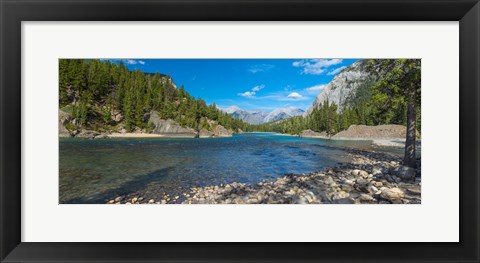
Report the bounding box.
[148,111,197,138]
[304,60,373,116]
[76,130,101,139]
[298,129,330,139]
[197,128,214,138]
[212,124,233,137]
[198,118,234,138]
[148,112,233,138]
[59,109,74,137]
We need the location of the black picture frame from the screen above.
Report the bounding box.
[1,0,479,262]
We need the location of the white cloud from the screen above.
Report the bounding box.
[292,59,343,75]
[327,66,346,75]
[123,59,145,65]
[287,92,304,99]
[251,84,265,92]
[238,91,256,98]
[304,84,326,94]
[248,64,275,73]
[238,85,265,98]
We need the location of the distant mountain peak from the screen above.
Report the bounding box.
[220,106,304,124]
[264,107,305,123]
[223,105,242,114]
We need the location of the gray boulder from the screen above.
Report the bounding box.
[380,188,405,201]
[59,109,75,137]
[198,128,214,138]
[212,124,233,137]
[149,111,197,138]
[392,165,417,181]
[76,130,100,139]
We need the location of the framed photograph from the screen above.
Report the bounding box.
[1,0,479,262]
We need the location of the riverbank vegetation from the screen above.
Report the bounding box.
[247,60,421,137]
[247,59,421,171]
[60,59,420,171]
[59,59,249,133]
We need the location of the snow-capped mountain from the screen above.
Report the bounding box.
[219,106,304,124]
[263,107,305,123]
[222,105,242,114]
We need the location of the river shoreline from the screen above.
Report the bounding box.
[65,131,418,148]
[106,147,421,205]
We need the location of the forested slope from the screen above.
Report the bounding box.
[247,59,421,136]
[59,59,248,136]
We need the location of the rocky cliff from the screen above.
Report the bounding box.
[149,112,234,138]
[59,109,74,137]
[304,60,373,116]
[149,111,198,138]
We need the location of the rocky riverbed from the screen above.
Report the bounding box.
[106,148,421,205]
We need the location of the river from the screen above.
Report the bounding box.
[59,132,402,204]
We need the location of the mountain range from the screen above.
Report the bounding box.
[219,106,305,125]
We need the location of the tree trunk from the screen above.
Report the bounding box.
[404,83,417,169]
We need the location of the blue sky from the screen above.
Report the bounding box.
[116,59,359,111]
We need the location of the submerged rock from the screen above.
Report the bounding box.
[107,148,420,205]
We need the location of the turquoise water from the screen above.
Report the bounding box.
[59,133,388,204]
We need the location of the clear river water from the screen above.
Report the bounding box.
[59,132,403,204]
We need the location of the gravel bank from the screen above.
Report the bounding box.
[107,149,421,205]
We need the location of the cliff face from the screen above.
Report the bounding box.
[149,111,197,137]
[59,109,74,137]
[148,111,234,138]
[304,60,373,116]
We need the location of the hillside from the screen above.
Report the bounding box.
[304,59,374,116]
[249,59,421,136]
[59,59,249,138]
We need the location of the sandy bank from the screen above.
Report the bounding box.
[299,125,421,147]
[107,133,166,138]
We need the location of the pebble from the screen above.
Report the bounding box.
[360,194,374,201]
[105,150,420,205]
[359,170,369,177]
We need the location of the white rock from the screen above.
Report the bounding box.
[360,194,374,201]
[380,188,405,201]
